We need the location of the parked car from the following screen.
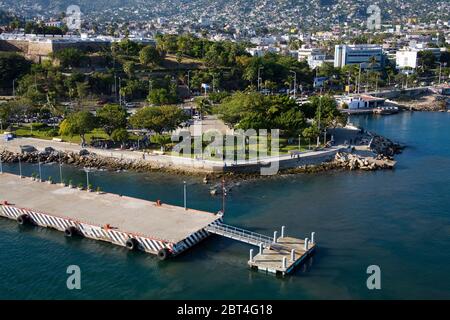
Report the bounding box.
[20,145,37,154]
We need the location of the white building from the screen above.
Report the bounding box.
[44,21,63,28]
[396,45,442,70]
[339,95,386,109]
[334,44,384,69]
[396,50,418,69]
[246,46,280,57]
[298,47,326,69]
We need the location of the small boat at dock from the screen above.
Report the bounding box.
[373,106,399,115]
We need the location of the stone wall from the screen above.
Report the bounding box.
[0,39,110,62]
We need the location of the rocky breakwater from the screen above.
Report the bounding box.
[368,133,404,157]
[334,152,396,171]
[0,148,176,173]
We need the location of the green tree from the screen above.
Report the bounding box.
[418,51,437,70]
[123,61,136,78]
[214,91,306,135]
[194,97,212,118]
[150,133,172,151]
[302,124,320,142]
[0,103,12,127]
[53,48,85,68]
[309,95,347,129]
[139,45,162,66]
[59,111,96,146]
[147,88,178,105]
[96,104,128,137]
[129,105,188,134]
[0,52,31,89]
[111,128,129,145]
[76,82,90,106]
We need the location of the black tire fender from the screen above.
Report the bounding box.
[126,238,139,251]
[157,248,171,261]
[17,214,30,225]
[64,226,79,237]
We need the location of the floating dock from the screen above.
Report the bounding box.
[206,224,316,275]
[0,173,316,275]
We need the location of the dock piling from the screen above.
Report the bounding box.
[282,257,287,269]
[281,226,285,238]
[273,231,278,243]
[290,249,296,262]
[304,238,309,250]
[311,232,315,244]
[259,242,263,255]
[249,249,254,262]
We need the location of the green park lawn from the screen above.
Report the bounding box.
[4,124,110,144]
[2,125,313,159]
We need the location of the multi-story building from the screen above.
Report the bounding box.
[298,47,326,69]
[396,44,442,70]
[396,50,418,70]
[334,44,384,69]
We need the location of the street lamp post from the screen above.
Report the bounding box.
[59,152,63,185]
[118,77,122,106]
[85,169,90,188]
[114,74,117,101]
[437,62,443,85]
[317,89,322,147]
[257,67,264,92]
[187,70,191,94]
[290,70,297,98]
[183,181,187,210]
[38,155,42,182]
[18,157,22,178]
[358,64,362,94]
[12,79,16,98]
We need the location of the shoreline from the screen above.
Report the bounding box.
[0,134,403,183]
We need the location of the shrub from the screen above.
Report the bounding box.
[44,128,59,137]
[31,123,48,130]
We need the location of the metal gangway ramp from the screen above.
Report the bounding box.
[205,223,275,248]
[206,222,317,275]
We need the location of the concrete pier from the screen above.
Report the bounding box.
[0,173,317,275]
[0,173,222,258]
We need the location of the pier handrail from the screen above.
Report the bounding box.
[206,223,274,247]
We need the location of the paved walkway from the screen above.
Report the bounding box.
[0,137,348,173]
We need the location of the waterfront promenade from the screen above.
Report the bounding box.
[0,137,349,174]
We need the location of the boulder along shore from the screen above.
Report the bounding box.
[0,132,404,184]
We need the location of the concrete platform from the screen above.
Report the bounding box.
[248,236,316,275]
[0,173,219,244]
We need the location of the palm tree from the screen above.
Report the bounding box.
[195,97,211,119]
[368,55,378,91]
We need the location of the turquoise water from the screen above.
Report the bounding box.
[0,112,449,299]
